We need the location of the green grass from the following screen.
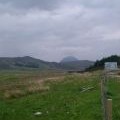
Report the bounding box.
[107,76,120,120]
[0,70,120,120]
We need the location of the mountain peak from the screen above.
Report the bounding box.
[61,56,78,63]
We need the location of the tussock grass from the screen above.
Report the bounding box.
[4,90,25,99]
[1,80,50,99]
[0,70,64,99]
[27,85,50,94]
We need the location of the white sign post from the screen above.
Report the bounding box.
[105,62,118,71]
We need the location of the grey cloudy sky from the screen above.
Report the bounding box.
[0,0,120,62]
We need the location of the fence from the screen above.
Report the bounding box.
[101,69,120,120]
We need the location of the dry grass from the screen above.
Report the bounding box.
[4,90,25,99]
[3,83,49,99]
[1,76,65,99]
[27,85,50,93]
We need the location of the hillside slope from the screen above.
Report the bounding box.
[0,56,94,71]
[60,60,94,71]
[0,56,49,70]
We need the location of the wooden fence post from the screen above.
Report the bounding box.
[107,99,112,120]
[101,72,108,120]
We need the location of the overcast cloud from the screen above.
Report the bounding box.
[0,0,120,62]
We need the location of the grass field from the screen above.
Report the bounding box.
[0,70,120,120]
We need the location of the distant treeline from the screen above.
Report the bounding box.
[86,55,120,71]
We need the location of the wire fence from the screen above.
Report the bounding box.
[101,69,120,120]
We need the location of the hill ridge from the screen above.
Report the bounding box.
[0,56,94,71]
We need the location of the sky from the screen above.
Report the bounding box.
[0,0,120,62]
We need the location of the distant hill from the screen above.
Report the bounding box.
[0,56,94,71]
[60,60,94,71]
[61,56,78,63]
[87,55,120,71]
[0,56,49,70]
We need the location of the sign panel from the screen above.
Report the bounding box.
[105,62,118,71]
